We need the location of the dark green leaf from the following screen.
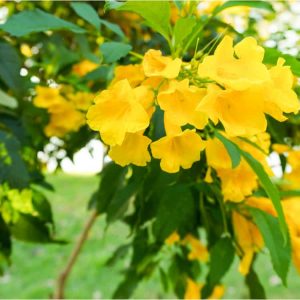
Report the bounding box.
[249,207,291,285]
[214,0,275,15]
[100,42,132,63]
[202,237,235,297]
[153,185,196,241]
[174,17,197,47]
[264,47,300,77]
[10,214,52,243]
[245,266,266,299]
[71,2,101,29]
[240,150,288,241]
[100,19,125,38]
[0,9,85,37]
[0,41,25,96]
[82,65,113,82]
[215,131,241,168]
[115,0,171,39]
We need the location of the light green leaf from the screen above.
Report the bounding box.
[264,47,300,77]
[0,90,18,108]
[174,17,197,47]
[249,207,291,285]
[0,9,85,37]
[100,42,132,63]
[115,0,171,40]
[214,0,275,15]
[71,2,101,29]
[215,131,241,168]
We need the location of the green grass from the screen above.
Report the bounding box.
[1,173,300,299]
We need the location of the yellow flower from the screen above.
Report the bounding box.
[20,44,33,57]
[232,210,264,275]
[165,231,180,246]
[111,64,145,87]
[198,35,270,91]
[197,84,267,137]
[272,143,290,154]
[143,49,182,79]
[184,278,201,300]
[72,59,99,77]
[183,234,209,262]
[158,79,208,129]
[151,129,206,173]
[86,79,150,146]
[33,86,64,109]
[108,132,151,167]
[134,85,155,118]
[67,92,94,111]
[204,167,213,183]
[263,58,300,121]
[206,137,258,202]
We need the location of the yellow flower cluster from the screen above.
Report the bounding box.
[86,36,299,174]
[233,196,300,275]
[34,86,92,138]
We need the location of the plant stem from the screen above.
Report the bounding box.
[53,210,99,299]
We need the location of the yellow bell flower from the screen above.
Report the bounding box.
[232,210,264,275]
[198,35,270,91]
[151,129,206,173]
[111,64,145,87]
[165,231,180,246]
[142,49,182,79]
[197,84,267,137]
[183,234,209,262]
[33,86,64,109]
[86,79,150,146]
[158,79,208,129]
[67,92,94,111]
[108,132,151,167]
[72,59,99,77]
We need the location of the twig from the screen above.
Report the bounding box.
[53,210,99,299]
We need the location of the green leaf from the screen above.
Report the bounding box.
[10,214,52,243]
[115,0,171,40]
[0,41,25,97]
[214,0,275,15]
[100,19,125,38]
[0,131,30,189]
[202,237,235,297]
[280,190,300,198]
[214,131,241,168]
[174,17,197,48]
[245,266,266,299]
[100,42,132,63]
[71,2,101,29]
[240,150,288,241]
[88,162,127,213]
[0,9,85,37]
[249,208,291,285]
[0,90,18,108]
[82,65,113,82]
[264,47,300,77]
[153,185,196,241]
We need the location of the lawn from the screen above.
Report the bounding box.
[0,173,299,299]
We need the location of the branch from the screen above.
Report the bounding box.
[53,210,99,299]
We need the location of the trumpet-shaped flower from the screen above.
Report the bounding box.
[111,64,145,87]
[143,49,182,79]
[34,86,65,109]
[108,132,151,167]
[86,79,150,146]
[151,129,206,173]
[158,79,208,129]
[198,35,270,91]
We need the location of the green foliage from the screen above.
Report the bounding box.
[174,17,197,49]
[250,208,291,285]
[100,42,132,63]
[245,266,266,299]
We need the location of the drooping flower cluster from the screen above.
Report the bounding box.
[86,36,299,175]
[34,86,93,137]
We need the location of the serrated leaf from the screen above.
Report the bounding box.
[0,9,85,36]
[100,42,132,63]
[214,131,241,168]
[214,0,275,15]
[249,207,291,285]
[174,17,196,47]
[115,0,171,40]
